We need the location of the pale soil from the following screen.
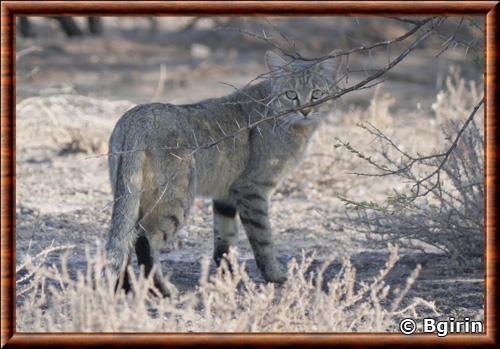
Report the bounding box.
[15,17,484,327]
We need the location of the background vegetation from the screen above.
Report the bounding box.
[16,16,484,332]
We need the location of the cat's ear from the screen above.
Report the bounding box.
[320,49,347,80]
[265,51,288,74]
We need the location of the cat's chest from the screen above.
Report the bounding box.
[263,148,304,174]
[265,123,315,156]
[257,130,313,177]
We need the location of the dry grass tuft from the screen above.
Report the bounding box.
[16,94,133,155]
[17,244,437,332]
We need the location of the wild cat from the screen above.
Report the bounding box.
[106,50,346,296]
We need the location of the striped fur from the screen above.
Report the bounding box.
[106,50,346,295]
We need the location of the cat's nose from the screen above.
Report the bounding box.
[300,108,311,116]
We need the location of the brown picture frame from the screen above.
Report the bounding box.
[1,1,498,347]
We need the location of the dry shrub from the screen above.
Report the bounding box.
[432,66,482,126]
[337,67,484,266]
[17,244,436,332]
[366,85,396,128]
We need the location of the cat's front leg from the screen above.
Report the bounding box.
[231,188,287,283]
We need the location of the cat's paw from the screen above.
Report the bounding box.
[263,263,287,284]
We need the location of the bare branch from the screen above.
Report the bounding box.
[87,18,440,162]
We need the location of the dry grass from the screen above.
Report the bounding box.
[16,94,132,155]
[16,244,437,332]
[14,69,480,333]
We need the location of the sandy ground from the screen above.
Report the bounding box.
[15,17,484,326]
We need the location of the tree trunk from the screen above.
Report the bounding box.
[18,17,35,38]
[56,17,84,37]
[88,17,103,35]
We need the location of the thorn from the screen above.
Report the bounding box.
[255,108,266,119]
[209,136,221,153]
[169,152,183,161]
[192,130,199,147]
[257,126,263,138]
[386,45,391,66]
[216,120,227,135]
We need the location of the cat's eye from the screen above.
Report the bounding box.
[311,89,324,100]
[285,90,298,100]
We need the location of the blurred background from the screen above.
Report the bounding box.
[15,17,485,329]
[16,16,482,106]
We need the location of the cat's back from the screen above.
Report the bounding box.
[111,102,202,147]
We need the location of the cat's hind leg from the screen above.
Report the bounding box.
[134,232,171,297]
[137,153,195,296]
[212,199,239,266]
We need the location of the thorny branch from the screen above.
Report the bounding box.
[89,16,441,161]
[88,17,483,248]
[337,96,484,200]
[436,17,464,57]
[334,55,484,264]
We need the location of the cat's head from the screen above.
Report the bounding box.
[265,50,347,127]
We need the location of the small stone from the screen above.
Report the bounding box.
[190,43,211,59]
